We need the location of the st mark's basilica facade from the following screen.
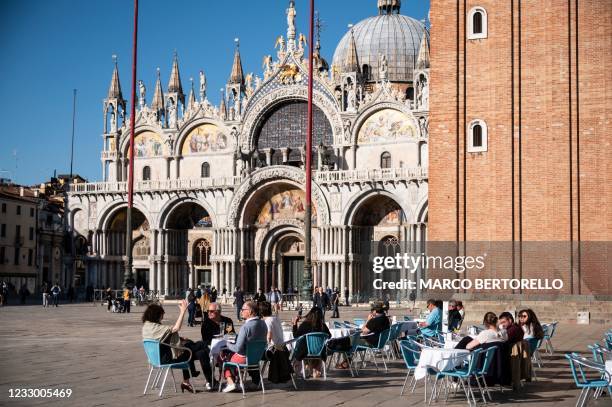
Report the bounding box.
[67,0,429,301]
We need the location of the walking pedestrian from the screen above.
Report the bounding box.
[331,288,340,319]
[42,283,50,308]
[105,287,113,312]
[50,283,61,307]
[233,286,244,321]
[122,287,131,313]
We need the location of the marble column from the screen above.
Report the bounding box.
[321,262,327,288]
[348,261,354,303]
[340,261,346,300]
[256,261,262,291]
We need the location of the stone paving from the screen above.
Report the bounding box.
[0,301,610,407]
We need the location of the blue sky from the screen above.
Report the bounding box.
[0,0,429,185]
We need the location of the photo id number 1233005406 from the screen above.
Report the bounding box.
[8,388,73,398]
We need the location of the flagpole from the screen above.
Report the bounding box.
[302,0,315,300]
[123,0,139,289]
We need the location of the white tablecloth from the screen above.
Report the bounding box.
[414,348,470,380]
[606,360,612,384]
[329,328,352,338]
[210,338,227,358]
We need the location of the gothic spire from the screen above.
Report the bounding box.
[167,52,185,104]
[151,68,165,112]
[228,39,244,85]
[343,27,360,73]
[219,89,227,120]
[416,31,430,70]
[187,77,196,110]
[107,55,124,101]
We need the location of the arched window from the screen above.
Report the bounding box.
[468,7,488,39]
[142,166,151,181]
[193,239,211,267]
[362,64,370,81]
[201,162,210,178]
[380,152,392,169]
[468,120,488,152]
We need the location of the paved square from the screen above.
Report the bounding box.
[0,302,609,407]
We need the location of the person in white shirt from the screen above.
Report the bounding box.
[466,312,507,350]
[260,301,284,347]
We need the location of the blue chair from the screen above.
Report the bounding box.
[218,340,267,396]
[293,332,330,380]
[326,331,361,377]
[403,316,413,321]
[142,339,194,397]
[526,337,544,379]
[387,323,404,359]
[604,332,612,351]
[354,328,391,372]
[429,348,483,406]
[543,321,558,354]
[474,346,498,402]
[399,340,421,395]
[565,353,612,407]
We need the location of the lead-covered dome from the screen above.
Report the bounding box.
[332,1,428,83]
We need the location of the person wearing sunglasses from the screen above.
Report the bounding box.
[518,309,544,340]
[222,301,268,393]
[201,302,235,346]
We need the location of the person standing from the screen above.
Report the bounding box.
[51,283,61,307]
[270,286,282,315]
[122,287,131,313]
[331,289,340,319]
[313,287,329,320]
[233,286,244,321]
[42,283,50,308]
[187,289,197,327]
[253,288,266,304]
[210,286,218,303]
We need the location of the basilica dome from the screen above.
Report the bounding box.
[332,0,428,83]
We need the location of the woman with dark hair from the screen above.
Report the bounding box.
[291,307,331,377]
[142,300,213,392]
[518,308,545,339]
[465,311,507,350]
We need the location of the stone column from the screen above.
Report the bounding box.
[348,261,354,303]
[340,261,346,301]
[240,260,246,291]
[335,261,341,290]
[225,261,231,293]
[327,262,333,289]
[350,145,357,170]
[256,261,262,291]
[212,261,218,288]
[263,261,269,292]
[280,148,289,163]
[230,262,236,294]
[175,156,180,179]
[321,262,327,288]
[271,261,277,288]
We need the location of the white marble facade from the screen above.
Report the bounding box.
[67,2,429,301]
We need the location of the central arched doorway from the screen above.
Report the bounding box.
[164,201,213,294]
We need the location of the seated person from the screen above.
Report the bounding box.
[498,312,524,344]
[291,307,331,377]
[142,301,213,392]
[518,308,544,340]
[222,301,268,393]
[464,312,507,350]
[361,301,391,346]
[326,302,390,368]
[419,299,442,337]
[447,300,463,331]
[201,302,235,346]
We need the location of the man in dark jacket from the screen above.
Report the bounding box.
[499,312,524,344]
[312,287,330,319]
[447,300,463,331]
[233,287,244,321]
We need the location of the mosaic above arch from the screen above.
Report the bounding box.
[130,131,164,158]
[358,109,417,144]
[181,123,229,154]
[250,186,317,227]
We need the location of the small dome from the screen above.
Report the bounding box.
[332,12,428,83]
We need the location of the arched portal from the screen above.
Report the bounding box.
[164,202,213,294]
[102,207,150,289]
[349,194,410,302]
